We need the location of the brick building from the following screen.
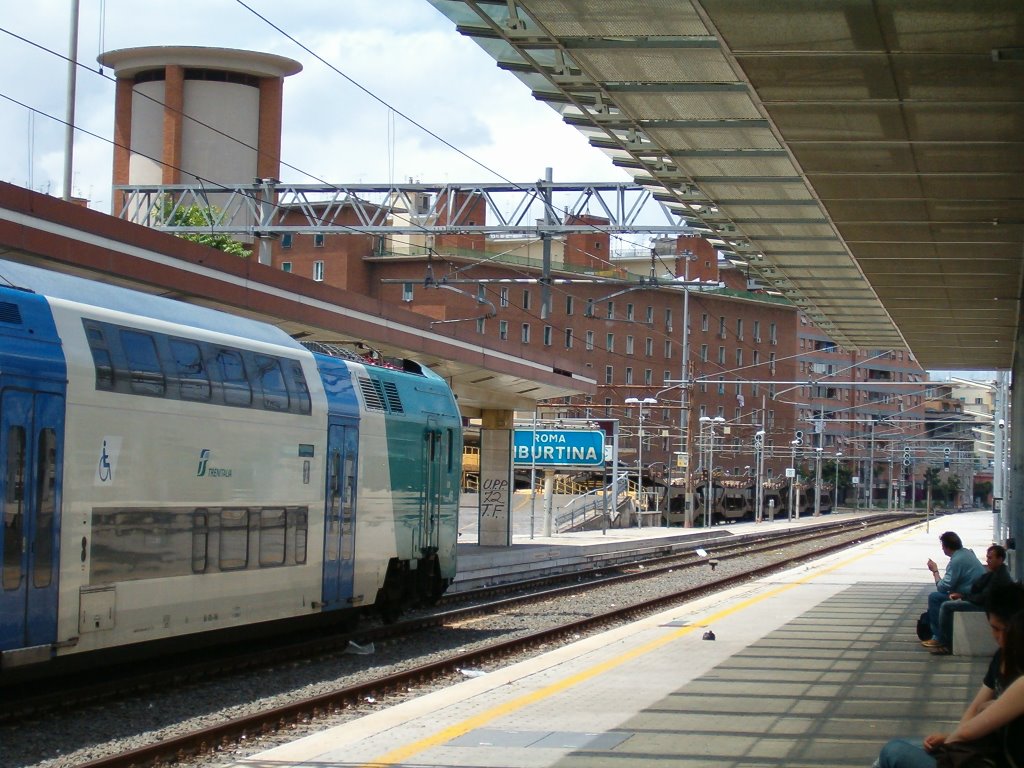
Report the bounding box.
[267,198,928,498]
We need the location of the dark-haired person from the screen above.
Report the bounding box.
[921,531,985,649]
[874,583,1024,768]
[928,544,1013,655]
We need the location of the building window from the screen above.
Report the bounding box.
[585,298,595,317]
[663,340,671,358]
[665,308,673,330]
[476,317,486,334]
[402,282,414,302]
[753,350,760,366]
[736,349,743,367]
[606,333,615,352]
[700,344,708,362]
[717,405,725,418]
[626,303,635,321]
[523,290,531,310]
[604,397,612,416]
[625,367,633,385]
[605,366,614,385]
[607,301,615,319]
[499,320,508,340]
[645,337,653,356]
[718,377,725,395]
[281,261,292,273]
[699,404,707,418]
[646,306,654,324]
[702,313,709,331]
[769,352,776,374]
[499,287,509,307]
[586,330,595,351]
[718,316,726,339]
[736,318,744,340]
[770,322,777,344]
[313,260,324,281]
[718,346,725,364]
[645,369,653,385]
[543,326,552,346]
[313,233,325,248]
[521,324,531,343]
[566,296,574,315]
[753,320,761,342]
[565,329,573,348]
[625,335,634,355]
[281,233,293,249]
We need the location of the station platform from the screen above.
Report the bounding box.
[452,506,909,592]
[232,508,1000,768]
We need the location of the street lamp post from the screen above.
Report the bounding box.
[868,418,877,510]
[754,430,766,522]
[699,415,725,527]
[625,397,657,528]
[834,451,843,509]
[813,447,823,516]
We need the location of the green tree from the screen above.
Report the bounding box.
[163,200,251,258]
[924,467,961,505]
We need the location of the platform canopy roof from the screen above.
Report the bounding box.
[428,0,1024,370]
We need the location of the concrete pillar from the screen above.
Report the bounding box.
[479,409,514,547]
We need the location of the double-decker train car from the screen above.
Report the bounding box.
[0,260,461,671]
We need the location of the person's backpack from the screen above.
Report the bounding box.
[916,611,932,641]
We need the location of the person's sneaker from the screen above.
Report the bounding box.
[929,645,951,655]
[922,639,942,647]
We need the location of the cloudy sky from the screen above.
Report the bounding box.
[0,0,628,212]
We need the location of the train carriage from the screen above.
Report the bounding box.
[0,260,460,670]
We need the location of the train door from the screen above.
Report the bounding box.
[422,423,445,552]
[321,422,357,608]
[0,389,63,652]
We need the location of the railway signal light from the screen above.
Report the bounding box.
[794,430,803,446]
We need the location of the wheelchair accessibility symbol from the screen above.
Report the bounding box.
[95,436,122,485]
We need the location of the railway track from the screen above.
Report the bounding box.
[12,514,918,768]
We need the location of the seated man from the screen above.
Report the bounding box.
[921,531,985,649]
[929,543,1013,655]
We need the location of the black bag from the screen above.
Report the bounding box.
[917,611,932,641]
[933,739,1002,768]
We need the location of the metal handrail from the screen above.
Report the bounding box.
[555,475,629,531]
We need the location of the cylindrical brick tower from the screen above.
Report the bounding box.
[98,46,302,214]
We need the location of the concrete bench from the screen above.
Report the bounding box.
[952,610,997,657]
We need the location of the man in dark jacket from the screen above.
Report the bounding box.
[926,543,1013,655]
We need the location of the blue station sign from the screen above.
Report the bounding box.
[513,429,605,467]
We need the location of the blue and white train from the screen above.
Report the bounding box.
[0,260,461,671]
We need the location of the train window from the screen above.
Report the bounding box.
[288,361,311,414]
[121,330,166,396]
[191,510,209,573]
[84,322,115,389]
[219,508,250,570]
[3,427,25,590]
[170,339,212,401]
[255,355,290,411]
[292,507,308,564]
[258,508,286,566]
[217,350,252,407]
[32,428,56,588]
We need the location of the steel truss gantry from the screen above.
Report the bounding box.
[113,179,710,240]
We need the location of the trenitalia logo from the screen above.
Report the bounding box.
[197,449,211,477]
[197,449,233,478]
